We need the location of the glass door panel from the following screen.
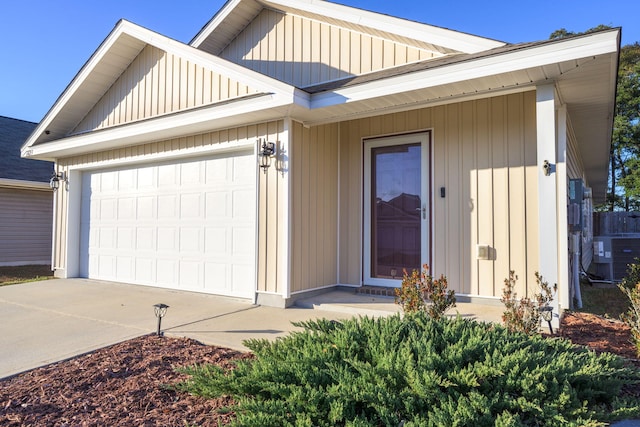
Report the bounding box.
[364,133,430,286]
[371,144,421,278]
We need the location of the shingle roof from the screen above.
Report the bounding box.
[0,116,52,182]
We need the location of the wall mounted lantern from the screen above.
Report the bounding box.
[49,172,66,191]
[153,303,169,336]
[258,138,276,173]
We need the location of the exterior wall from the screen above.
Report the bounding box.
[289,121,339,293]
[74,45,259,133]
[337,91,539,298]
[566,117,593,272]
[220,9,441,89]
[53,121,287,297]
[0,187,53,266]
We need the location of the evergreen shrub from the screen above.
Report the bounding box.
[177,313,640,426]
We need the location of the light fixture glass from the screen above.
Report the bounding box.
[258,139,276,173]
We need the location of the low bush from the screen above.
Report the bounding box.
[177,313,640,426]
[501,271,556,335]
[395,264,456,319]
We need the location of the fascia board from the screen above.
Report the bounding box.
[310,31,620,109]
[25,93,293,160]
[190,0,242,47]
[0,178,51,191]
[22,19,140,152]
[122,21,296,96]
[260,0,505,53]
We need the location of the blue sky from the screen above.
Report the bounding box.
[1,0,637,123]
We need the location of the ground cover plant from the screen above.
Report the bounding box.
[178,313,640,426]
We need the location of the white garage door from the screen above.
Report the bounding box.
[79,151,256,298]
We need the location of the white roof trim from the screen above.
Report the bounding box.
[24,93,295,160]
[309,30,620,109]
[191,0,505,54]
[23,19,298,152]
[0,178,51,191]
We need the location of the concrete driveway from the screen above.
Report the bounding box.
[0,278,355,379]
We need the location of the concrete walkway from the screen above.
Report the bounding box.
[0,278,499,379]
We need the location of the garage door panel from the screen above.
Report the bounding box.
[205,227,227,254]
[118,198,136,220]
[137,197,156,220]
[81,151,256,298]
[206,191,229,218]
[158,195,178,218]
[180,193,203,219]
[179,227,202,253]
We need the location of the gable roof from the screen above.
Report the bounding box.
[191,0,506,55]
[22,3,618,202]
[0,116,52,184]
[21,19,302,158]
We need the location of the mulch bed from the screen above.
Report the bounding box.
[0,312,638,426]
[0,336,250,426]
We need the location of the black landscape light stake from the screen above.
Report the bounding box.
[540,306,553,334]
[153,303,169,336]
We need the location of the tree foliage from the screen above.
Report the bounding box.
[550,28,640,211]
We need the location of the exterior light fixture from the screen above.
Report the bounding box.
[153,303,169,336]
[49,171,66,191]
[258,138,276,173]
[540,305,553,334]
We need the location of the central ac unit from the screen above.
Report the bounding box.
[592,235,640,281]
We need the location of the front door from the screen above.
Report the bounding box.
[364,133,430,287]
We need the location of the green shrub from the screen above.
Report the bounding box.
[621,257,640,290]
[501,271,556,335]
[619,282,640,357]
[620,259,640,356]
[395,264,456,319]
[177,313,640,426]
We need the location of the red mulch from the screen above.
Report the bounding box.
[0,335,251,426]
[0,312,638,426]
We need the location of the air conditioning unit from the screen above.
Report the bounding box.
[593,235,640,281]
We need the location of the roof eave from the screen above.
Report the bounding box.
[191,0,506,54]
[23,92,301,161]
[23,19,299,152]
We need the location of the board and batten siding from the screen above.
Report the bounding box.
[289,121,339,293]
[74,45,259,134]
[337,91,539,298]
[219,8,441,89]
[0,187,53,266]
[53,121,287,296]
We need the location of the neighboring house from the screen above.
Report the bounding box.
[1,116,53,266]
[21,0,619,321]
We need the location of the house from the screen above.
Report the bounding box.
[1,116,53,266]
[21,0,619,320]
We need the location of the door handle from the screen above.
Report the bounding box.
[416,205,426,219]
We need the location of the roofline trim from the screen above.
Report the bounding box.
[309,29,620,109]
[191,0,506,54]
[23,18,298,152]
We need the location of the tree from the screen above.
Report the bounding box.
[550,28,640,211]
[614,43,640,211]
